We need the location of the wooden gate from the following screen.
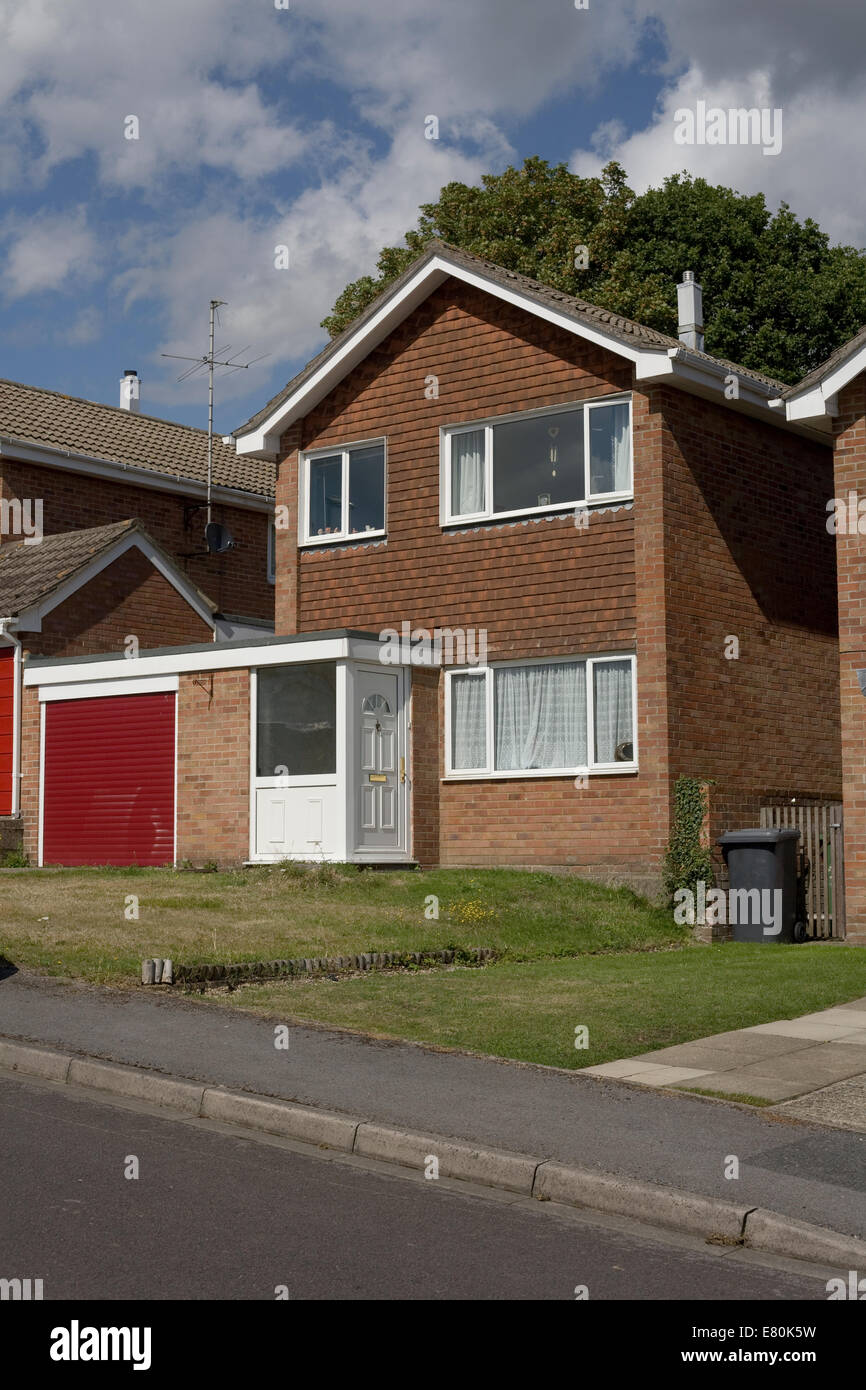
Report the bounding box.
[759,803,845,939]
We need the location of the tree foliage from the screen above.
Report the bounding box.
[322,158,866,384]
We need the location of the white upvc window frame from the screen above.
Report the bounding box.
[440,395,633,527]
[299,436,387,546]
[267,516,276,584]
[443,652,638,780]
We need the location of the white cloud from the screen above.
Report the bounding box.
[125,124,499,412]
[0,207,98,298]
[571,64,866,246]
[0,0,303,189]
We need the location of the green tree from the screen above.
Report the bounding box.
[322,158,866,384]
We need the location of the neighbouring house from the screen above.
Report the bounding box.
[0,374,275,848]
[0,520,217,851]
[16,244,847,934]
[772,329,866,944]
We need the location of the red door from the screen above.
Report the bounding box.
[42,693,176,866]
[0,646,14,816]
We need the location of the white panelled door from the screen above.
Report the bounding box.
[357,669,401,851]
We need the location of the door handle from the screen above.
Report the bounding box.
[400,757,406,784]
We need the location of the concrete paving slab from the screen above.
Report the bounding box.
[613,1064,714,1087]
[579,1060,652,1078]
[674,1072,808,1102]
[671,1028,821,1057]
[633,1038,823,1069]
[795,1008,866,1029]
[745,1021,863,1041]
[730,1044,866,1088]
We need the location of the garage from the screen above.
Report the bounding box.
[41,689,176,866]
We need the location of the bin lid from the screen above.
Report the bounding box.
[718,827,800,846]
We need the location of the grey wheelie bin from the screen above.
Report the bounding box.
[717,827,805,943]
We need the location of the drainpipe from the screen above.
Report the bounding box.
[0,620,22,817]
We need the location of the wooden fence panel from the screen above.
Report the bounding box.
[759,803,845,939]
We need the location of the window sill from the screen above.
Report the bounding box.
[442,494,633,528]
[301,530,386,548]
[442,765,638,782]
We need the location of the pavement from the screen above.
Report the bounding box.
[1,969,865,1243]
[580,1000,866,1130]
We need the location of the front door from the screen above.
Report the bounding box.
[357,669,401,851]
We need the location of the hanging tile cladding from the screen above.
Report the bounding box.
[279,279,637,656]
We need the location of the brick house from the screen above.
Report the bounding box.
[17,245,843,904]
[0,376,274,841]
[773,329,866,944]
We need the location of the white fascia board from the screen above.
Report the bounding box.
[15,533,216,632]
[39,675,179,702]
[639,347,830,438]
[0,437,272,511]
[24,636,356,687]
[784,344,866,420]
[235,255,672,457]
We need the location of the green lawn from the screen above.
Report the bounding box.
[0,863,684,983]
[204,943,866,1070]
[4,864,865,1076]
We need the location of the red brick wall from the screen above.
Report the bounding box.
[19,682,38,864]
[409,666,440,868]
[833,377,866,944]
[654,385,840,873]
[176,669,250,867]
[18,547,213,659]
[0,458,273,623]
[276,280,665,884]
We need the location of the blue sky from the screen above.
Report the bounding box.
[0,0,863,436]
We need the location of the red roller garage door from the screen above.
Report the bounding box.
[42,692,176,866]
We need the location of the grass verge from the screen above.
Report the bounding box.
[199,941,866,1070]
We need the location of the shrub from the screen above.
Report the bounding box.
[663,777,714,906]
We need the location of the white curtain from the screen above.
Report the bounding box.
[594,660,633,763]
[451,430,485,515]
[590,403,630,495]
[452,673,486,769]
[495,662,586,771]
[611,405,630,491]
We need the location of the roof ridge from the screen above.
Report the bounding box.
[0,376,223,440]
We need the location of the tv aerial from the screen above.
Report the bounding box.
[162,300,269,551]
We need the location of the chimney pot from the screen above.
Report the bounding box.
[677,272,704,352]
[119,370,141,413]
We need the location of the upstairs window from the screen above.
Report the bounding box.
[302,440,386,544]
[443,399,631,524]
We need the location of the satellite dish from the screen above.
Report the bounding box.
[205,522,235,554]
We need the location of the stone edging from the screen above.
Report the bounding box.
[141,947,497,988]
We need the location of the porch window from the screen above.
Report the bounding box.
[303,440,385,543]
[444,398,631,523]
[446,655,636,777]
[256,663,337,776]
